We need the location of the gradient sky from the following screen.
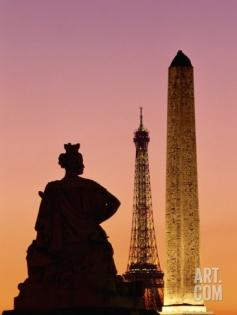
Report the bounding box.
[0,1,237,314]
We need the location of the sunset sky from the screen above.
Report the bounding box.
[0,1,237,314]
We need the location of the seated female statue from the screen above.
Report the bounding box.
[15,143,121,309]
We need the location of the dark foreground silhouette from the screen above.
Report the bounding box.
[3,144,157,315]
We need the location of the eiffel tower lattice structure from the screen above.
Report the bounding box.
[124,108,164,311]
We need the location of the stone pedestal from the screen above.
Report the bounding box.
[161,304,213,315]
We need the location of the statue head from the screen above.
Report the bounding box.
[58,143,84,175]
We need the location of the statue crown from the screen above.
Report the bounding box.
[64,143,80,154]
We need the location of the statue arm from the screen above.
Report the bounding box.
[93,182,121,224]
[35,182,63,252]
[35,184,51,234]
[99,189,120,223]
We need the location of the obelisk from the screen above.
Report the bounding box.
[161,51,211,314]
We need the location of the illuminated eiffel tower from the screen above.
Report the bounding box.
[124,108,164,311]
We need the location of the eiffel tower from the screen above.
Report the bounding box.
[124,108,164,311]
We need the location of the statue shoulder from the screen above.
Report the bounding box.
[39,180,61,197]
[80,177,107,192]
[45,180,61,189]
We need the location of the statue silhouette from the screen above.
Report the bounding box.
[14,143,121,309]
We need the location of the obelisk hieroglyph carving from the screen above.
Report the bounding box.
[162,51,211,314]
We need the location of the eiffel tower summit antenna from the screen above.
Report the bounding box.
[139,106,144,129]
